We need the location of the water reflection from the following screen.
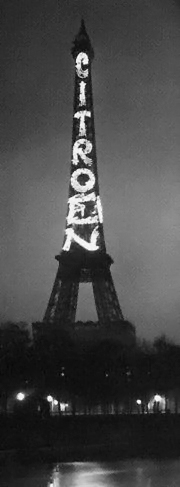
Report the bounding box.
[47,460,180,487]
[1,459,180,486]
[48,462,117,487]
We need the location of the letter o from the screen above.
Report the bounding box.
[71,168,95,193]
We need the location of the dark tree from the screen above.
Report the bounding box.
[0,322,31,412]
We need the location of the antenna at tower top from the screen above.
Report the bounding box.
[71,19,94,60]
[80,18,86,32]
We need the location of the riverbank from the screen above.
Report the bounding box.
[0,414,180,462]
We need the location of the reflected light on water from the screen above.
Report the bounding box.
[48,466,61,487]
[47,462,129,487]
[1,459,180,487]
[46,461,178,487]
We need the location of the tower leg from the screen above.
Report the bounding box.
[92,271,124,325]
[44,272,79,325]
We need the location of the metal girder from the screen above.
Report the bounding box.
[43,258,124,328]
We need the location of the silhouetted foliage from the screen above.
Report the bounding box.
[0,321,31,411]
[1,320,180,413]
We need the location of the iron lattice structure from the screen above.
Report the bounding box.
[43,20,124,329]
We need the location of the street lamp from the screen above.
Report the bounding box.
[136,399,142,405]
[47,395,53,403]
[16,392,25,401]
[154,394,162,402]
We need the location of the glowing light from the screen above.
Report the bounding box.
[48,470,60,487]
[68,195,85,221]
[136,399,142,405]
[63,229,72,251]
[63,226,99,252]
[53,399,58,406]
[71,168,95,193]
[148,394,166,412]
[154,394,162,402]
[74,110,91,136]
[67,192,98,225]
[72,138,92,166]
[75,52,89,79]
[60,402,69,412]
[79,81,86,106]
[70,216,98,225]
[68,191,96,207]
[47,395,53,402]
[16,392,25,401]
[62,48,101,254]
[96,195,103,223]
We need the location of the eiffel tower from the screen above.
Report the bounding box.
[42,21,135,345]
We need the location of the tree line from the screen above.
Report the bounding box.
[0,321,180,414]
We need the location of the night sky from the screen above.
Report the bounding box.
[1,0,180,342]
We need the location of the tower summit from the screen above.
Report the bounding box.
[43,22,135,345]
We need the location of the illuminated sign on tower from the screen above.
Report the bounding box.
[42,20,131,337]
[62,49,103,252]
